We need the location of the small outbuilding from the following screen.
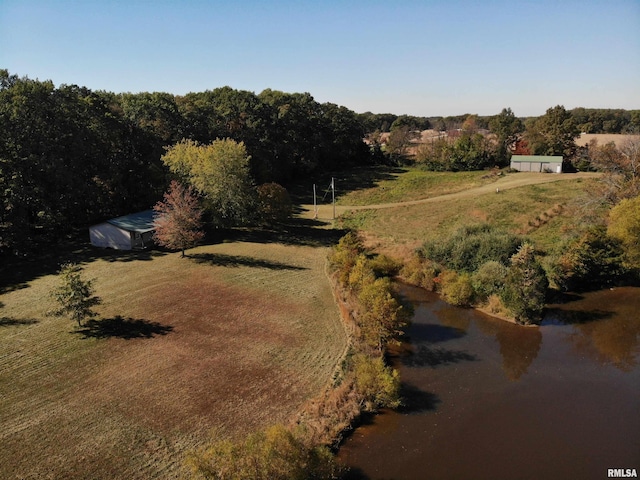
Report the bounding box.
[510,155,563,173]
[89,210,156,250]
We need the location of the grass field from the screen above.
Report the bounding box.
[335,169,496,206]
[575,133,639,148]
[0,226,348,479]
[333,170,603,260]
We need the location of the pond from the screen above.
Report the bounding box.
[338,285,640,480]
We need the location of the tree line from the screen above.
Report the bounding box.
[358,107,640,135]
[2,68,638,257]
[0,70,370,256]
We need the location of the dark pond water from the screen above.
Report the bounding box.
[338,285,640,480]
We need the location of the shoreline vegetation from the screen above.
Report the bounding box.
[190,165,639,478]
[329,169,638,327]
[189,233,407,478]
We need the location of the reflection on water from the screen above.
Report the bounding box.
[498,325,542,380]
[546,288,640,371]
[338,285,640,480]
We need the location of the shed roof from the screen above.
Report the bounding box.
[106,210,156,233]
[511,155,563,163]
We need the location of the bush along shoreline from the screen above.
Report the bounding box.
[187,232,410,480]
[400,224,548,326]
[400,221,637,326]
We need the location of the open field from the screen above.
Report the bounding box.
[0,227,347,479]
[300,170,603,260]
[335,169,495,206]
[575,133,639,148]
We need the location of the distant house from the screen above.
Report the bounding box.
[89,210,156,250]
[510,155,563,173]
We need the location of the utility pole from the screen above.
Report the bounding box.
[332,177,335,220]
[313,184,318,219]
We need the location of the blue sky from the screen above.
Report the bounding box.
[1,0,639,117]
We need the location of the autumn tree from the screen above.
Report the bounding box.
[357,277,409,351]
[49,263,101,327]
[189,424,341,480]
[586,137,640,204]
[153,180,204,257]
[619,137,640,197]
[608,195,640,268]
[385,124,419,160]
[161,138,256,227]
[255,182,293,224]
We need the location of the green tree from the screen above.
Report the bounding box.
[347,254,376,292]
[258,89,324,179]
[472,261,508,302]
[153,181,204,257]
[49,263,101,327]
[437,270,475,307]
[161,138,256,227]
[551,226,627,291]
[525,105,580,159]
[420,224,523,273]
[501,244,548,325]
[489,107,524,164]
[0,71,162,256]
[328,231,367,285]
[118,91,182,146]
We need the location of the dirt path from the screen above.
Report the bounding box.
[300,172,602,220]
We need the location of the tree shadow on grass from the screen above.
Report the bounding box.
[1,238,167,297]
[289,165,407,204]
[0,317,39,327]
[214,218,347,249]
[189,252,308,271]
[75,316,173,339]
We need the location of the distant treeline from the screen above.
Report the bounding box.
[357,108,640,134]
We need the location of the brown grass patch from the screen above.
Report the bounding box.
[0,240,347,479]
[575,133,639,148]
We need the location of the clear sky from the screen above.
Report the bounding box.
[1,0,639,117]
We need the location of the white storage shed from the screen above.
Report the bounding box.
[510,155,563,173]
[89,210,156,250]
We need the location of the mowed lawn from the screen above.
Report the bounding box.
[0,236,347,479]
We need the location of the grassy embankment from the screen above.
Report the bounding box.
[332,167,603,262]
[0,229,348,479]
